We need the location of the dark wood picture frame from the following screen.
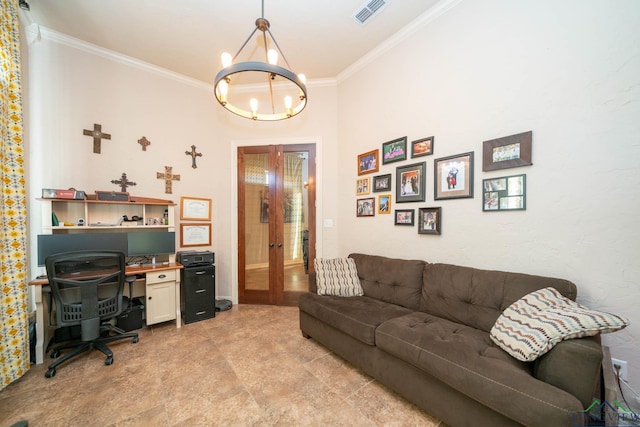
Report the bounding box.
[357,149,379,176]
[356,197,375,217]
[483,174,526,211]
[373,173,392,192]
[394,209,415,226]
[482,131,532,171]
[396,162,426,203]
[418,207,441,235]
[411,136,434,158]
[382,136,407,164]
[434,152,474,200]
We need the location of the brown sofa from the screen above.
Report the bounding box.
[299,253,603,427]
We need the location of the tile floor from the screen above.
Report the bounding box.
[0,304,444,427]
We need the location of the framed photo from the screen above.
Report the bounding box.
[482,131,532,171]
[394,209,415,226]
[373,174,392,192]
[180,223,212,247]
[396,162,426,203]
[483,174,526,211]
[356,177,370,195]
[180,196,212,221]
[411,136,434,158]
[434,152,474,200]
[377,194,391,214]
[356,198,375,217]
[382,136,407,164]
[418,207,442,235]
[357,149,379,175]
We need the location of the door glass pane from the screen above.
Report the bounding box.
[283,151,309,292]
[244,153,269,291]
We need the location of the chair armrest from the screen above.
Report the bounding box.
[533,335,603,408]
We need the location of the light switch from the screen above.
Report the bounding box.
[323,219,333,228]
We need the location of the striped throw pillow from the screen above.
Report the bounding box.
[314,258,363,297]
[490,287,629,362]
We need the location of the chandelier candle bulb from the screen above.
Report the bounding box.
[267,49,278,65]
[285,96,293,117]
[250,98,258,119]
[221,52,232,68]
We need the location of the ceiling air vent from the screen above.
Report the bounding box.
[353,0,390,25]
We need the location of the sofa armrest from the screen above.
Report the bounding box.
[533,335,603,408]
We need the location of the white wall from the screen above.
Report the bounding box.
[337,0,640,396]
[23,28,340,302]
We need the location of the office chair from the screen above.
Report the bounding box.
[44,250,139,378]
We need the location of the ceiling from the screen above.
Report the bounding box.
[18,0,444,84]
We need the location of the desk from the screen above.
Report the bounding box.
[28,263,183,364]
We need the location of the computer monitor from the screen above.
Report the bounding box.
[126,232,176,257]
[37,233,128,266]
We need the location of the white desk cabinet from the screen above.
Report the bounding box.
[145,270,177,325]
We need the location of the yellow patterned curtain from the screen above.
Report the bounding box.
[0,0,30,389]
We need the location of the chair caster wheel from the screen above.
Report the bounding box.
[50,349,61,358]
[132,336,139,344]
[45,368,56,378]
[105,356,113,365]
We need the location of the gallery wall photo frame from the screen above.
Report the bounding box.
[377,194,391,214]
[382,136,407,164]
[180,196,212,221]
[418,207,442,235]
[483,174,526,211]
[394,209,415,226]
[396,162,426,203]
[373,174,392,192]
[180,223,212,247]
[482,130,532,171]
[356,197,375,217]
[356,177,370,195]
[411,136,434,158]
[434,152,474,200]
[358,149,379,175]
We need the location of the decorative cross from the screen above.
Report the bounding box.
[185,145,202,169]
[138,136,151,151]
[110,172,137,192]
[83,123,111,154]
[156,166,180,194]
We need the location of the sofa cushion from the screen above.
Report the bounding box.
[314,257,363,296]
[349,253,425,310]
[298,292,412,345]
[420,263,578,332]
[376,311,583,425]
[490,287,629,362]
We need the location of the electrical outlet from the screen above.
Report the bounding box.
[612,358,628,381]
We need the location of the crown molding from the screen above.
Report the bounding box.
[337,0,462,83]
[25,24,336,91]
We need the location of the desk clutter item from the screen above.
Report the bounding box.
[116,298,145,331]
[42,188,86,199]
[96,190,130,201]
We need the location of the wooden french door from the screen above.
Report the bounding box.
[238,144,316,306]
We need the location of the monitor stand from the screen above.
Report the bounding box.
[142,256,157,267]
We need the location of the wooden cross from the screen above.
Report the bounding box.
[110,172,137,192]
[83,123,111,154]
[185,145,202,169]
[156,166,180,194]
[138,136,151,151]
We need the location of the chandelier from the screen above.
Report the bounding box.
[213,0,307,121]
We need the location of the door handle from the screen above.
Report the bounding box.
[269,243,275,247]
[277,243,283,248]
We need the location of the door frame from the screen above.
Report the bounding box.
[230,137,323,305]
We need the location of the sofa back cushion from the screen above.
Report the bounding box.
[349,253,426,310]
[420,263,577,332]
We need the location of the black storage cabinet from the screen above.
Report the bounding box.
[181,263,216,324]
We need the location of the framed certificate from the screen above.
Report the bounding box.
[180,196,212,221]
[180,223,212,247]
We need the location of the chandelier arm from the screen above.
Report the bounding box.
[233,27,261,61]
[265,28,293,70]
